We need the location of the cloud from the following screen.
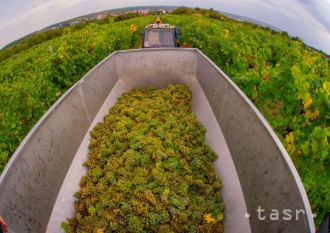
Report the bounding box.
[208,0,330,53]
[298,0,330,33]
[0,0,329,54]
[0,0,88,47]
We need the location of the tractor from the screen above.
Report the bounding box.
[142,16,181,48]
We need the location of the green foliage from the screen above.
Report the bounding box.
[0,16,153,174]
[161,14,330,225]
[0,29,65,62]
[0,12,329,226]
[61,221,68,231]
[114,13,141,22]
[67,85,224,232]
[0,151,9,173]
[0,17,115,63]
[172,7,230,22]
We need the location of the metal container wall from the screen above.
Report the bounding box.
[0,49,314,233]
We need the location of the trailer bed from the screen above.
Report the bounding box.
[0,49,314,233]
[46,78,249,232]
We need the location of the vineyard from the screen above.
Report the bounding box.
[0,10,329,226]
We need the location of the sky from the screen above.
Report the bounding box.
[0,0,330,54]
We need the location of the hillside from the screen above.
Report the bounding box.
[0,11,329,226]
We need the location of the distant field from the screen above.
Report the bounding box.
[0,10,329,226]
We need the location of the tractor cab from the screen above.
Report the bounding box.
[142,17,181,48]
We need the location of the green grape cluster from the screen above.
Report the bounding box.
[163,12,329,226]
[1,10,329,227]
[67,85,224,233]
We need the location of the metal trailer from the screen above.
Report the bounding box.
[0,49,314,233]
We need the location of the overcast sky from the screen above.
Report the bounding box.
[0,0,329,54]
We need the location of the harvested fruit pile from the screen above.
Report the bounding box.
[67,84,224,232]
